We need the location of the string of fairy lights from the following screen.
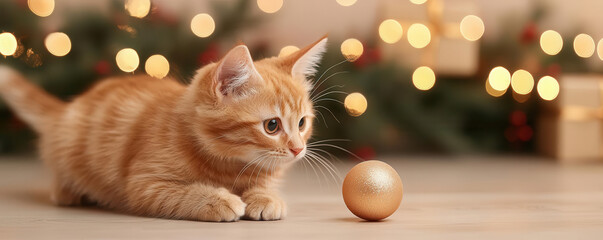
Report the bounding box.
[1,0,603,117]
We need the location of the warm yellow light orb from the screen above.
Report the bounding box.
[344,92,368,117]
[510,69,534,95]
[0,33,18,56]
[488,66,511,91]
[485,79,507,97]
[340,38,364,62]
[573,34,595,58]
[44,32,71,57]
[379,19,403,44]
[597,38,603,61]
[278,45,299,57]
[407,23,431,49]
[257,0,283,13]
[336,0,357,7]
[409,0,427,5]
[191,13,216,38]
[412,66,436,91]
[28,0,54,17]
[460,15,484,41]
[115,48,140,73]
[537,76,559,101]
[125,0,151,18]
[540,30,563,56]
[145,54,170,79]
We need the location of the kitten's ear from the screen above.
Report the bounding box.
[281,36,328,79]
[214,45,261,101]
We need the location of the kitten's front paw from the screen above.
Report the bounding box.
[198,188,246,222]
[242,190,287,221]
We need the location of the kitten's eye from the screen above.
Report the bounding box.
[298,117,305,130]
[264,118,280,134]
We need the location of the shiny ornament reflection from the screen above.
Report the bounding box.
[342,160,403,221]
[45,32,71,57]
[278,45,299,57]
[412,66,436,91]
[488,66,511,91]
[379,19,403,44]
[145,54,170,79]
[115,48,140,73]
[125,0,151,18]
[0,33,18,56]
[191,13,216,38]
[28,0,54,17]
[344,92,367,117]
[540,30,563,56]
[460,15,484,41]
[257,0,283,13]
[537,76,559,101]
[340,38,363,62]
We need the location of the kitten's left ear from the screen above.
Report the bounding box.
[281,36,328,79]
[214,45,262,101]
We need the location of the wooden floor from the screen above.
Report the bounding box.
[1,155,602,239]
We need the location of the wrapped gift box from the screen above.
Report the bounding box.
[537,74,603,163]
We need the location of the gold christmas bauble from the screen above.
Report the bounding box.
[342,160,403,221]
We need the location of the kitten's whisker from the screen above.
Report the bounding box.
[311,85,344,101]
[303,155,322,187]
[306,151,340,184]
[307,143,364,161]
[314,98,344,105]
[305,152,332,187]
[232,151,271,190]
[312,59,348,91]
[307,139,351,145]
[309,147,345,165]
[312,90,348,103]
[308,150,342,180]
[314,105,340,124]
[310,71,349,97]
[314,108,329,128]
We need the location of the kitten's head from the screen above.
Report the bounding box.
[189,37,327,166]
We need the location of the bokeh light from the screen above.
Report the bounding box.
[460,15,485,41]
[0,33,18,56]
[278,45,299,57]
[115,48,140,73]
[537,76,560,101]
[125,0,151,18]
[190,13,216,38]
[257,0,283,13]
[510,69,534,95]
[344,92,368,117]
[28,0,54,17]
[336,0,357,7]
[145,54,170,79]
[573,33,595,58]
[412,66,436,91]
[407,23,431,49]
[488,66,511,91]
[540,30,563,56]
[598,38,603,61]
[409,0,427,5]
[340,38,364,62]
[379,19,403,44]
[485,79,507,97]
[44,32,71,57]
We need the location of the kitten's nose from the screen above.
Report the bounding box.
[289,147,303,157]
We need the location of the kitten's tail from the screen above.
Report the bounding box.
[0,65,66,133]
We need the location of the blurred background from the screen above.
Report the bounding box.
[1,0,603,163]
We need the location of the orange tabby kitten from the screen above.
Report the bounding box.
[0,36,328,222]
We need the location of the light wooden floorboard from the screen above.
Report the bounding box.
[1,155,602,239]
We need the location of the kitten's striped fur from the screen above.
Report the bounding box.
[0,37,328,221]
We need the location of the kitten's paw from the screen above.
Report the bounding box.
[198,188,246,222]
[242,191,287,221]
